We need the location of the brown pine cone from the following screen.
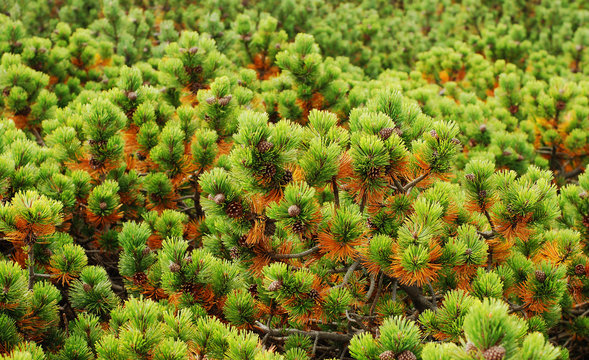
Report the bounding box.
[378,351,395,360]
[397,350,417,360]
[99,201,108,210]
[188,46,199,54]
[465,173,475,181]
[264,220,277,237]
[535,270,546,283]
[257,140,274,153]
[288,204,301,217]
[367,166,381,180]
[574,264,585,276]
[205,96,217,105]
[229,246,240,260]
[281,169,293,185]
[261,163,277,180]
[479,124,487,132]
[308,289,321,302]
[379,127,394,140]
[482,345,506,360]
[291,220,306,234]
[430,129,439,140]
[83,283,93,292]
[226,201,244,218]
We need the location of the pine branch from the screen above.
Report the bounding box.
[272,245,319,259]
[255,321,356,342]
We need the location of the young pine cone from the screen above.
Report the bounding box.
[226,201,244,218]
[482,345,506,360]
[574,264,585,276]
[213,193,226,205]
[288,204,301,217]
[397,350,417,360]
[169,262,181,273]
[229,246,240,260]
[465,342,478,354]
[267,280,283,292]
[218,95,232,106]
[535,270,546,283]
[281,169,293,185]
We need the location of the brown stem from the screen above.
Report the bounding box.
[28,247,35,289]
[331,176,340,208]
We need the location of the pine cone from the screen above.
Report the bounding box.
[479,190,487,198]
[132,272,147,285]
[482,345,506,360]
[142,247,151,256]
[430,129,439,140]
[465,342,478,354]
[83,283,93,292]
[169,262,181,273]
[188,46,199,54]
[267,280,283,292]
[257,140,274,153]
[248,283,258,298]
[535,270,546,283]
[288,204,301,217]
[229,246,240,260]
[308,289,321,301]
[379,351,395,360]
[502,150,512,157]
[579,191,588,199]
[226,201,244,218]
[264,220,276,236]
[509,104,519,114]
[127,91,138,101]
[261,163,277,180]
[218,95,232,106]
[291,220,306,234]
[556,100,566,111]
[479,124,487,132]
[397,350,417,360]
[213,193,226,205]
[205,96,217,105]
[575,264,585,276]
[184,255,192,264]
[465,248,473,256]
[451,137,461,145]
[99,201,108,210]
[379,127,394,140]
[367,166,381,180]
[394,127,404,137]
[465,173,475,181]
[281,169,293,185]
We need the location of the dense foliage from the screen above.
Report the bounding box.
[0,0,588,359]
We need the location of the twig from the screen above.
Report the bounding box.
[364,274,376,301]
[370,273,384,316]
[31,127,46,147]
[403,171,431,194]
[335,260,360,288]
[272,246,319,259]
[427,280,437,310]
